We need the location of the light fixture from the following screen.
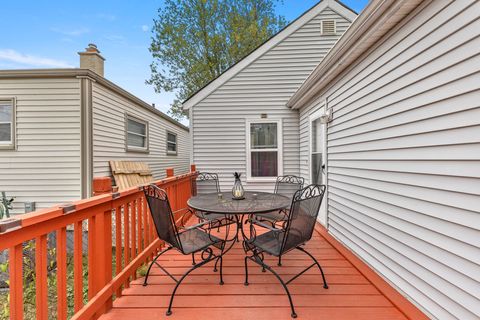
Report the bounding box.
[319,108,333,124]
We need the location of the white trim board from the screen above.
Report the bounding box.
[181,0,357,111]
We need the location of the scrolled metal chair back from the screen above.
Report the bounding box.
[274,175,305,199]
[281,184,326,254]
[143,184,182,251]
[193,172,221,195]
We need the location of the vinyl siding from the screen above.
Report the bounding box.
[0,78,82,214]
[298,1,480,319]
[91,82,190,180]
[192,6,353,192]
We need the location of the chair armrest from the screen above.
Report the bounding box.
[250,219,283,232]
[173,208,195,229]
[181,220,211,232]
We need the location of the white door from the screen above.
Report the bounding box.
[310,108,327,225]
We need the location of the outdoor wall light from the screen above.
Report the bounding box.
[320,108,333,124]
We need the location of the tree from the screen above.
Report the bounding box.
[147,0,286,120]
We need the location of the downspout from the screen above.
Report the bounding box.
[78,76,95,198]
[324,96,330,231]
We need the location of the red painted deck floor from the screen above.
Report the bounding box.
[100,226,425,320]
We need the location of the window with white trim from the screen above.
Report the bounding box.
[126,115,148,151]
[166,131,177,155]
[0,99,15,149]
[247,120,282,179]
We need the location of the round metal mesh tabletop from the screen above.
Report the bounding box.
[187,191,290,215]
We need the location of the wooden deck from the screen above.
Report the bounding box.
[100,225,426,320]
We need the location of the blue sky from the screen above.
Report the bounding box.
[0,0,368,123]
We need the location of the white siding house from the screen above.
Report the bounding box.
[0,46,190,214]
[183,0,357,192]
[288,0,480,319]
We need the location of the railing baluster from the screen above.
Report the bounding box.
[35,235,48,320]
[57,227,67,320]
[9,244,23,320]
[142,196,148,252]
[123,202,130,288]
[131,200,137,280]
[102,209,113,311]
[115,205,122,298]
[74,221,83,312]
[137,197,143,253]
[88,216,96,300]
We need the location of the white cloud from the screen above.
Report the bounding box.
[51,27,90,36]
[0,49,74,68]
[141,25,149,32]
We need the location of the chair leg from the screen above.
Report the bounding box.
[244,256,249,286]
[166,256,213,316]
[296,246,328,289]
[250,257,297,318]
[191,253,196,265]
[219,256,224,285]
[143,247,172,286]
[278,256,282,266]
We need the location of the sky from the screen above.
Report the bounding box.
[0,0,368,125]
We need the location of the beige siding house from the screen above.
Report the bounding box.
[0,46,190,214]
[288,0,480,319]
[183,0,357,192]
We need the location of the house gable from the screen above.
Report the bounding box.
[182,0,357,110]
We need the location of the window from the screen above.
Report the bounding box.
[247,120,283,180]
[311,117,323,185]
[166,131,177,155]
[321,20,336,35]
[0,99,15,149]
[126,115,148,152]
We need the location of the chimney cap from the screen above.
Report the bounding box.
[86,43,100,53]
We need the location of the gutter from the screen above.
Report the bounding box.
[287,0,424,109]
[0,68,189,131]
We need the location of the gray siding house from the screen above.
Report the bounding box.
[0,45,190,214]
[186,0,480,319]
[183,0,357,193]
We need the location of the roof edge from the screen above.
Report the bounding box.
[182,0,357,111]
[287,0,425,109]
[0,68,189,131]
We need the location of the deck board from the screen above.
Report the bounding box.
[100,227,413,320]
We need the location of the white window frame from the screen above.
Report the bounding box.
[166,130,177,156]
[125,113,149,153]
[309,107,326,185]
[0,98,16,150]
[246,119,283,182]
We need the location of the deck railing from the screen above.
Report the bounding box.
[0,166,197,320]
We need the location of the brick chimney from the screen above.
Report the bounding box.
[78,43,105,76]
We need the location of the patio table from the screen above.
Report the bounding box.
[187,191,291,254]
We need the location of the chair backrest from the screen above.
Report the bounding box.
[194,172,221,195]
[143,184,183,251]
[274,175,305,199]
[281,184,326,254]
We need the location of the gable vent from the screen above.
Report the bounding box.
[321,20,336,35]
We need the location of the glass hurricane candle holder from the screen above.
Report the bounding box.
[232,172,245,200]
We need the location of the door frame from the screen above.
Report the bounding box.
[309,106,328,226]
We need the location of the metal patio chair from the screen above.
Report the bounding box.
[244,184,328,319]
[142,184,226,316]
[192,172,236,228]
[251,175,304,265]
